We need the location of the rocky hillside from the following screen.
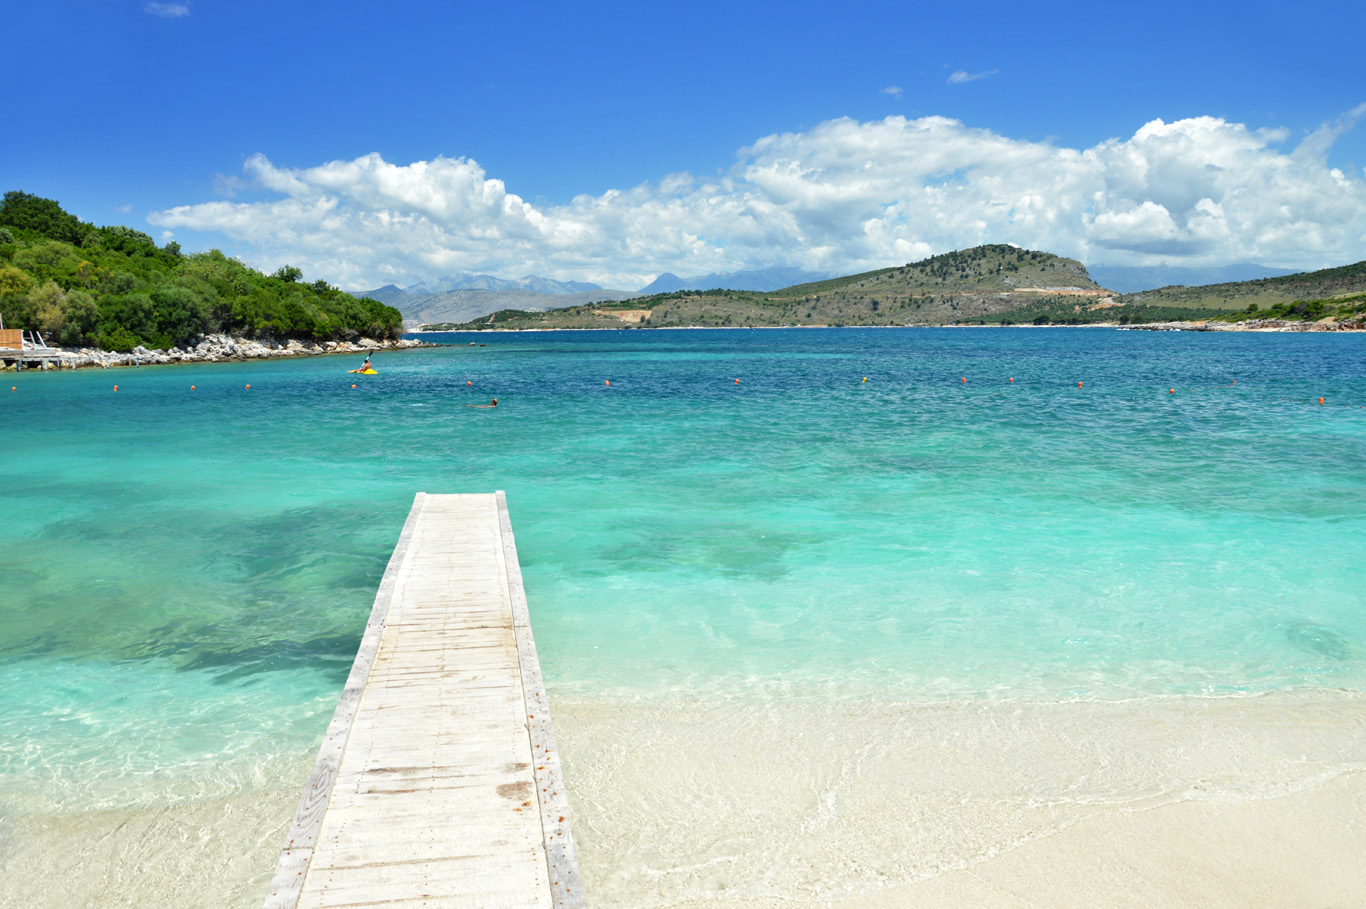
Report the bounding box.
[1114,260,1366,311]
[428,245,1113,330]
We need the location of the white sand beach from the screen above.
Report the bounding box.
[554,691,1366,908]
[2,692,1362,908]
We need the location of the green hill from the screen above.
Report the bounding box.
[429,246,1366,331]
[0,191,402,351]
[1113,261,1366,313]
[428,245,1117,330]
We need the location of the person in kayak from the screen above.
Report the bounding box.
[359,355,372,372]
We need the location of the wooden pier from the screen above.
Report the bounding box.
[0,328,76,369]
[264,492,586,908]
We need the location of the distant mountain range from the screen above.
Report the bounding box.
[1087,263,1299,294]
[1113,258,1366,310]
[373,266,836,298]
[354,284,640,327]
[432,246,1366,331]
[639,266,833,294]
[355,261,1320,328]
[355,266,837,325]
[429,245,1110,330]
[401,273,606,295]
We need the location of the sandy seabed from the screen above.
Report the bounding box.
[2,691,1363,908]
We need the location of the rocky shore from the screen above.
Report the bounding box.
[4,334,429,370]
[1123,318,1365,332]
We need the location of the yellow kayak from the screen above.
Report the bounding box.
[348,368,379,375]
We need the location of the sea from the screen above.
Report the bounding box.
[1,327,1364,906]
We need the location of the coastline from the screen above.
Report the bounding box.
[553,690,1366,908]
[0,334,433,371]
[3,690,1361,908]
[1119,318,1365,332]
[413,318,1365,333]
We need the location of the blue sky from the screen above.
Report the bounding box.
[6,0,1365,289]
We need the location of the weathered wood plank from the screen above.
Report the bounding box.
[263,493,426,909]
[264,492,585,908]
[498,491,588,909]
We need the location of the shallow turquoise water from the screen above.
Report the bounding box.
[2,328,1364,808]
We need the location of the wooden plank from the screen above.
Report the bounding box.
[498,491,588,909]
[263,493,426,909]
[265,492,584,908]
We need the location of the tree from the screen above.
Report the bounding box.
[0,192,404,344]
[0,265,32,294]
[0,191,88,244]
[61,291,98,346]
[150,285,210,345]
[32,281,67,337]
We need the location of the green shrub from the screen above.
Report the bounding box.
[0,192,403,345]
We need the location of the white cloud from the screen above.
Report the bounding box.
[213,173,247,198]
[149,110,1366,290]
[948,69,998,85]
[144,2,190,17]
[880,86,904,98]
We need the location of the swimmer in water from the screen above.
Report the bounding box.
[467,398,498,408]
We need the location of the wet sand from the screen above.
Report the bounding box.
[2,692,1362,908]
[555,691,1366,908]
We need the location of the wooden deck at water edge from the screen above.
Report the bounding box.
[263,492,586,908]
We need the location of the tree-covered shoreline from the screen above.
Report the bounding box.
[0,191,401,351]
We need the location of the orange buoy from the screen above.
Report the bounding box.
[735,378,740,384]
[467,380,471,386]
[961,377,966,384]
[1319,397,1325,405]
[1169,388,1174,394]
[1078,381,1083,388]
[245,384,250,389]
[114,385,118,391]
[605,380,610,386]
[351,384,357,388]
[190,385,195,390]
[1009,378,1013,383]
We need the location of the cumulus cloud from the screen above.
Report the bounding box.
[948,69,998,85]
[144,2,190,17]
[149,110,1366,290]
[880,86,904,98]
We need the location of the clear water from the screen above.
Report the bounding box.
[2,326,1364,817]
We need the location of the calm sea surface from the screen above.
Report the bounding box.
[2,327,1364,815]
